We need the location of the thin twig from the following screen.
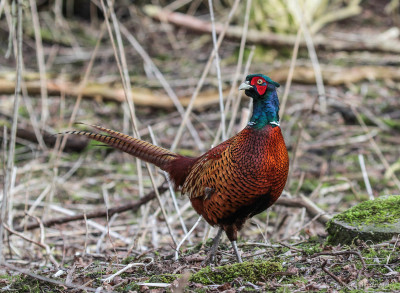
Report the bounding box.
[226,0,252,121]
[225,45,255,139]
[175,216,202,261]
[0,127,8,261]
[147,167,178,246]
[280,212,321,241]
[25,213,59,267]
[351,105,400,190]
[2,262,97,292]
[101,261,149,283]
[170,0,241,151]
[295,0,326,113]
[286,94,320,188]
[100,0,145,198]
[1,0,23,263]
[56,17,107,158]
[28,0,49,126]
[223,0,253,140]
[15,184,168,231]
[279,27,302,118]
[3,222,58,267]
[148,126,190,242]
[358,153,374,200]
[311,250,366,270]
[321,259,348,288]
[145,5,399,53]
[276,195,332,225]
[208,0,226,140]
[118,23,204,151]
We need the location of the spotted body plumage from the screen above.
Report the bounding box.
[62,74,289,263]
[183,124,288,242]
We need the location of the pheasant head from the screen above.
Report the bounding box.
[239,74,281,129]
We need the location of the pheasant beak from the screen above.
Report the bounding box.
[238,81,253,91]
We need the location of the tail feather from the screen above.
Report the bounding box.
[76,123,140,145]
[63,127,178,170]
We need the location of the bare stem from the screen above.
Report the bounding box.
[1,0,23,263]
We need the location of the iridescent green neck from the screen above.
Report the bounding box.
[249,91,280,129]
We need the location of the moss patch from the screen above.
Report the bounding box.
[189,260,283,285]
[326,195,400,245]
[148,273,180,283]
[332,195,400,226]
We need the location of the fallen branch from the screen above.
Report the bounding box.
[1,65,399,109]
[0,77,227,110]
[16,183,168,231]
[0,111,88,152]
[144,5,400,54]
[321,259,349,288]
[2,262,97,292]
[276,194,332,225]
[18,185,330,232]
[311,250,366,270]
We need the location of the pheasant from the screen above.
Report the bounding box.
[63,74,289,263]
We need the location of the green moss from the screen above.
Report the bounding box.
[116,282,141,292]
[326,195,400,245]
[298,178,320,194]
[361,247,398,274]
[383,118,400,130]
[148,274,180,283]
[122,256,136,265]
[296,236,324,255]
[189,260,283,285]
[332,195,400,226]
[0,274,62,292]
[382,282,400,291]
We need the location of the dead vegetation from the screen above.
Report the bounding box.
[0,0,400,292]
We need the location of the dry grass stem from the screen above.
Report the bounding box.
[175,216,203,261]
[1,0,23,263]
[3,262,97,292]
[216,0,252,143]
[101,0,147,198]
[171,0,241,151]
[295,0,327,113]
[28,0,49,127]
[351,106,400,190]
[101,261,148,283]
[146,166,178,247]
[225,45,255,139]
[321,259,349,289]
[118,23,204,151]
[208,0,226,140]
[56,20,106,158]
[48,204,130,244]
[286,94,319,188]
[148,126,190,241]
[358,153,374,200]
[279,27,302,118]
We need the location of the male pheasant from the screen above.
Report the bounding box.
[63,74,289,263]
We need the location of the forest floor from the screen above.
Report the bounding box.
[0,1,400,292]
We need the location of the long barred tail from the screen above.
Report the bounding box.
[62,124,178,170]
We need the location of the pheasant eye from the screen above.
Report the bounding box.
[257,79,263,85]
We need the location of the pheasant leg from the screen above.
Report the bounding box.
[203,227,223,264]
[231,240,243,263]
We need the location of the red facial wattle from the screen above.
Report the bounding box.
[251,77,268,96]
